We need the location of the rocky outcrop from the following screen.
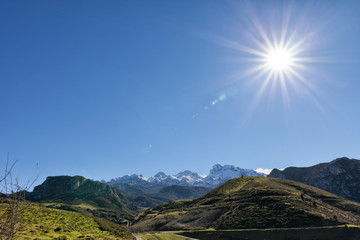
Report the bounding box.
[27,175,134,217]
[268,157,360,202]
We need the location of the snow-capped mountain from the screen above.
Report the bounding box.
[108,164,266,189]
[255,168,273,175]
[174,170,205,185]
[148,172,168,183]
[109,174,149,186]
[204,164,265,186]
[208,164,263,178]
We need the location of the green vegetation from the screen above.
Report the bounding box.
[131,177,360,231]
[43,202,131,225]
[136,233,185,240]
[27,176,135,224]
[0,201,134,239]
[178,225,360,240]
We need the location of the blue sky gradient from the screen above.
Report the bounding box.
[1,0,360,185]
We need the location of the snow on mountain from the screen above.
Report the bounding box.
[205,164,265,186]
[255,168,273,175]
[108,164,265,189]
[147,170,204,186]
[175,170,204,184]
[208,164,263,178]
[148,172,169,183]
[109,174,148,185]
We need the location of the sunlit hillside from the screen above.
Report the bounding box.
[0,200,134,240]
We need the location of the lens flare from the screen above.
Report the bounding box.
[205,4,326,114]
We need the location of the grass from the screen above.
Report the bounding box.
[43,201,131,225]
[136,233,185,240]
[131,177,360,231]
[74,203,98,210]
[0,201,134,239]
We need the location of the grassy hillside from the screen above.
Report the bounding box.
[0,200,134,239]
[131,177,360,231]
[27,176,134,224]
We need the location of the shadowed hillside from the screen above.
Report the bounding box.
[113,183,212,210]
[159,185,211,200]
[131,177,360,231]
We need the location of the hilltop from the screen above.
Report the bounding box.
[131,177,360,231]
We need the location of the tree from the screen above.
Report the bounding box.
[0,154,36,240]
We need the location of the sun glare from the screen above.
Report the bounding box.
[207,4,326,114]
[266,48,293,71]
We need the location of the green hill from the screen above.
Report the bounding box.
[131,177,360,231]
[27,176,134,224]
[0,199,134,239]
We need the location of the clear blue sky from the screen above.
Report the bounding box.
[1,0,360,185]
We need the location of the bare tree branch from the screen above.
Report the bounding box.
[0,154,38,240]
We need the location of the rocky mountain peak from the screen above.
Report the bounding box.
[208,164,264,178]
[153,171,168,178]
[175,170,203,178]
[28,175,126,206]
[109,164,266,190]
[268,157,360,202]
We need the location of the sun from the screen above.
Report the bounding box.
[265,48,294,71]
[203,3,327,115]
[217,29,315,110]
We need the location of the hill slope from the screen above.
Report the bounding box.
[113,183,212,209]
[269,157,360,202]
[131,177,360,231]
[159,185,211,200]
[0,199,134,239]
[27,176,134,223]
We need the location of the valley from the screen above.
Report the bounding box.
[3,1,360,239]
[3,157,360,239]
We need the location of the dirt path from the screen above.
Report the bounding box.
[135,232,199,240]
[162,232,199,240]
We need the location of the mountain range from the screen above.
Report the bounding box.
[108,164,265,191]
[107,164,265,209]
[18,156,360,239]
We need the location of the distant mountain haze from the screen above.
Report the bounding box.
[108,164,265,190]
